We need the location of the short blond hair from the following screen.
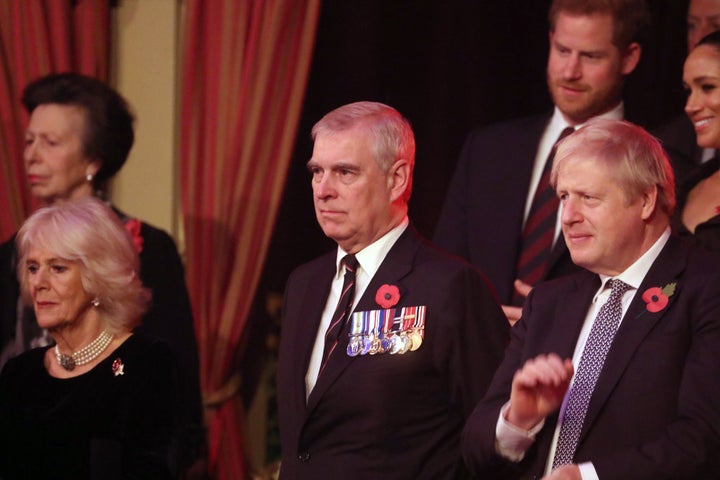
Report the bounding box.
[551,118,675,217]
[17,197,150,334]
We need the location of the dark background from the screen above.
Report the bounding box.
[241,0,690,426]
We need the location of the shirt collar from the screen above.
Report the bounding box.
[550,102,624,135]
[334,217,409,278]
[594,227,671,300]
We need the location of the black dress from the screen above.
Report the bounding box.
[0,334,177,479]
[673,156,720,254]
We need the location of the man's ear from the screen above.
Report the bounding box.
[388,159,410,202]
[640,185,658,221]
[621,42,641,75]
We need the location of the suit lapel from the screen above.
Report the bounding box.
[580,236,687,442]
[551,273,600,359]
[305,228,418,416]
[291,255,335,419]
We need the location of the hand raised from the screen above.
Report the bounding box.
[506,353,573,430]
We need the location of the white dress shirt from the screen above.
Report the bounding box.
[304,218,409,398]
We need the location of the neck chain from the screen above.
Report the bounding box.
[54,330,113,371]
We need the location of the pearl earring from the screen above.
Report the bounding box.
[86,173,94,182]
[91,299,100,307]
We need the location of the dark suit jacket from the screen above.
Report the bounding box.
[433,113,581,304]
[277,226,509,480]
[461,235,720,480]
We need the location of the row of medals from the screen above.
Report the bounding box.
[347,328,424,356]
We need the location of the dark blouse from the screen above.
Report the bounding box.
[673,156,720,254]
[0,334,178,479]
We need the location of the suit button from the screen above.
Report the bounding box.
[297,451,310,462]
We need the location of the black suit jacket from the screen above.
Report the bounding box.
[462,235,720,480]
[277,226,509,480]
[433,113,581,304]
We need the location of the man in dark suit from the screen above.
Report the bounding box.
[277,101,509,479]
[434,0,648,324]
[462,119,720,480]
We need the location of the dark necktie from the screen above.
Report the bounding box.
[513,126,575,305]
[319,255,359,373]
[551,279,632,468]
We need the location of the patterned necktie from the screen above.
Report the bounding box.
[319,255,359,373]
[551,279,632,468]
[513,126,575,305]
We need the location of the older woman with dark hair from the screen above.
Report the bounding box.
[0,197,178,479]
[0,72,205,476]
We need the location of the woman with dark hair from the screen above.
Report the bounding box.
[680,30,720,252]
[0,197,178,479]
[0,72,205,477]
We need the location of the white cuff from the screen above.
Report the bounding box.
[578,462,599,480]
[494,401,545,462]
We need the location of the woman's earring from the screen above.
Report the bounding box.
[91,299,100,307]
[86,173,94,182]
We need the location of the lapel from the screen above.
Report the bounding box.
[290,254,335,421]
[547,234,570,275]
[304,227,419,417]
[579,236,687,442]
[549,272,600,359]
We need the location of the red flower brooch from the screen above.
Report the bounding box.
[375,284,400,308]
[124,219,144,253]
[112,358,125,377]
[641,282,676,313]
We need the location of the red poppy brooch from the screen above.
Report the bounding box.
[641,282,676,313]
[112,358,125,377]
[124,219,144,253]
[375,284,400,309]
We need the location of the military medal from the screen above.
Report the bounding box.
[347,305,427,356]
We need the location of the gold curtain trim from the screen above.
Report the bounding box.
[203,372,242,409]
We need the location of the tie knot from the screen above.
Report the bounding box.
[343,254,359,274]
[557,126,575,145]
[607,279,632,299]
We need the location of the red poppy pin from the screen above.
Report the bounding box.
[112,358,125,377]
[641,282,676,313]
[375,284,400,309]
[124,219,144,253]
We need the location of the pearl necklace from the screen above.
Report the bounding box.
[55,330,113,371]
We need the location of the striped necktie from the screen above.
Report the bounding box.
[319,254,359,374]
[513,126,574,305]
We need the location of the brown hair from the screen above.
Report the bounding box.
[548,0,650,50]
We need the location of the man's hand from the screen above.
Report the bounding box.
[541,464,581,480]
[506,353,573,430]
[502,279,534,326]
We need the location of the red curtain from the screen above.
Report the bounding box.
[0,0,110,242]
[179,1,320,477]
